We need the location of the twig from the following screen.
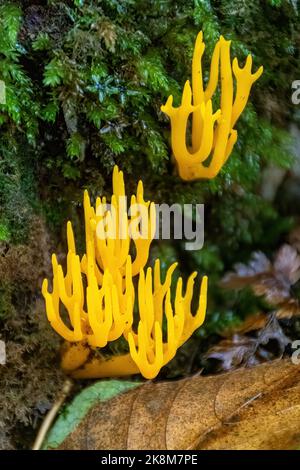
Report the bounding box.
[32,378,73,450]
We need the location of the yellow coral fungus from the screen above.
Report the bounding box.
[127,263,207,379]
[42,167,208,379]
[42,167,154,349]
[81,165,156,283]
[71,263,207,380]
[161,31,263,181]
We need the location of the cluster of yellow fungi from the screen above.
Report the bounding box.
[42,31,262,379]
[161,32,263,180]
[42,166,208,379]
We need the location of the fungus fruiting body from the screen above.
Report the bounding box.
[42,167,208,379]
[161,32,263,181]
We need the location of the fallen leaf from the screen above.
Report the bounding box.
[221,245,300,308]
[43,359,300,450]
[204,335,263,371]
[204,315,290,372]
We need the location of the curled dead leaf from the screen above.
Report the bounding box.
[205,315,290,372]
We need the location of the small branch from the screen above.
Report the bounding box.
[32,378,73,450]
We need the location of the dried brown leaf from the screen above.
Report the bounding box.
[57,359,300,450]
[221,244,300,309]
[204,335,262,371]
[205,315,290,372]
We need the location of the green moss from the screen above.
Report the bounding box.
[0,221,10,242]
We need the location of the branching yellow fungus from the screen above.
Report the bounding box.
[70,263,207,380]
[161,32,263,181]
[42,167,208,379]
